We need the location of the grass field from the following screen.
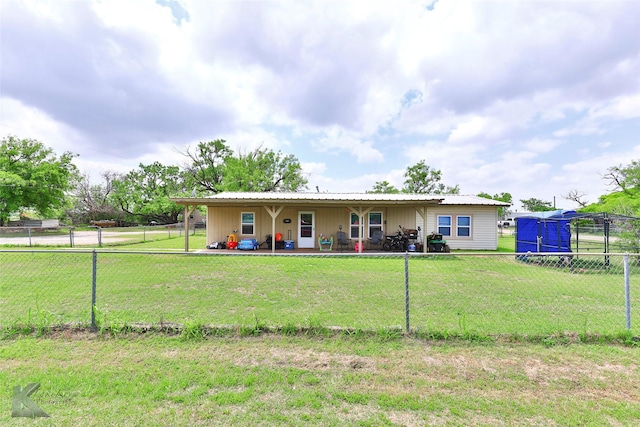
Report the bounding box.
[1,334,639,426]
[1,232,638,337]
[2,234,640,425]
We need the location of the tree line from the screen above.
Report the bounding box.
[2,134,635,226]
[0,136,307,226]
[1,135,465,226]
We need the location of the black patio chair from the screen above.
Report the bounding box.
[336,231,351,252]
[367,229,384,250]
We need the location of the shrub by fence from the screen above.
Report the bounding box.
[0,250,637,337]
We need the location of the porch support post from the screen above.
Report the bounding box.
[416,206,428,253]
[264,205,284,254]
[183,205,197,252]
[348,206,373,252]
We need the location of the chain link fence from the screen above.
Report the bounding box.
[1,250,638,336]
[0,224,205,248]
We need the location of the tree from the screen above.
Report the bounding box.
[66,171,124,225]
[222,146,308,192]
[0,136,78,225]
[111,162,187,224]
[603,160,640,195]
[182,140,308,193]
[402,160,459,194]
[520,197,555,212]
[612,205,640,254]
[563,189,588,208]
[582,191,640,215]
[478,192,512,217]
[367,181,400,194]
[580,159,640,216]
[181,139,233,194]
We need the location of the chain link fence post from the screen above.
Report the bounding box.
[405,252,410,333]
[91,250,98,331]
[624,253,631,330]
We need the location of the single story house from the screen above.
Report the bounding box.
[171,192,510,252]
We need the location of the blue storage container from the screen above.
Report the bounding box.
[284,240,294,250]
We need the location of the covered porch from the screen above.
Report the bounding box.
[172,192,445,254]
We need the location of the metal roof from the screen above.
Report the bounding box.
[172,192,510,206]
[438,194,511,206]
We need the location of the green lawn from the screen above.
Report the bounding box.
[498,234,515,251]
[2,234,639,426]
[1,248,637,337]
[1,335,639,426]
[97,233,208,250]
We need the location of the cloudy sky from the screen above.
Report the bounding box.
[1,0,639,210]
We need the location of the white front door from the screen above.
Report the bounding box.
[298,211,315,248]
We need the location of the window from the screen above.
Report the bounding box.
[300,212,313,238]
[457,215,471,237]
[241,212,254,235]
[350,213,361,239]
[368,212,383,238]
[437,215,451,236]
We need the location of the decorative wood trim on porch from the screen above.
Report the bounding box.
[264,205,284,253]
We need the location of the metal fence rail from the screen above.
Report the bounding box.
[0,250,637,336]
[0,225,205,248]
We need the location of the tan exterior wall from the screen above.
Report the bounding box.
[206,204,499,250]
[206,205,423,248]
[206,207,256,244]
[385,207,418,236]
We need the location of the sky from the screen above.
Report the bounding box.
[1,0,639,211]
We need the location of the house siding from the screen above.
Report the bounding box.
[206,205,425,248]
[206,207,257,244]
[417,206,498,250]
[179,192,507,251]
[204,201,500,250]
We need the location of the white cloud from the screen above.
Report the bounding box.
[524,138,565,154]
[0,97,86,156]
[448,116,508,145]
[1,0,639,206]
[555,94,640,138]
[313,129,384,164]
[589,94,640,121]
